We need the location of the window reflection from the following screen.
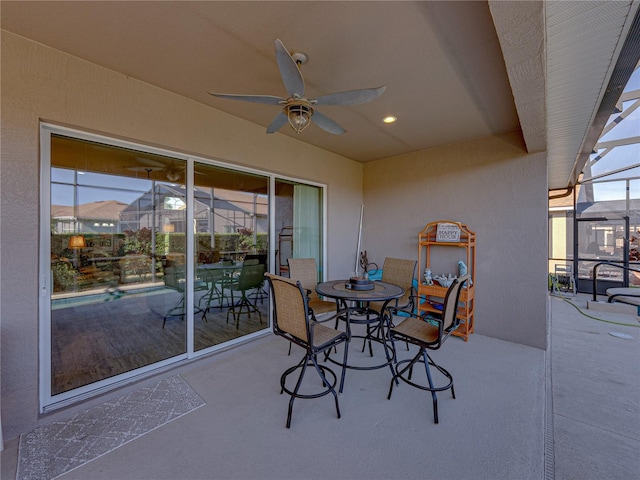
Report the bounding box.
[49,135,190,395]
[46,132,322,402]
[192,162,269,351]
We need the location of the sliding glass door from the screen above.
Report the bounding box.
[40,124,324,410]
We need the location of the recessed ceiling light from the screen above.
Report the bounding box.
[383,116,397,124]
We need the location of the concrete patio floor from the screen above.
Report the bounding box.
[1,293,638,479]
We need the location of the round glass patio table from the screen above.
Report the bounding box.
[315,279,405,392]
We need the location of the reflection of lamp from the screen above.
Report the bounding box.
[163,224,175,233]
[286,101,313,134]
[68,235,86,249]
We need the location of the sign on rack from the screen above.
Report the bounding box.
[436,222,461,242]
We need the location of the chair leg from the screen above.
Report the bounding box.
[426,353,456,400]
[227,290,262,329]
[421,349,439,424]
[285,356,309,428]
[280,351,341,428]
[388,350,421,400]
[163,295,185,328]
[338,338,349,393]
[310,354,341,420]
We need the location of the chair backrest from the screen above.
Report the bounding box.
[163,266,184,291]
[199,267,225,283]
[264,273,310,343]
[381,257,416,309]
[237,263,266,290]
[441,275,470,331]
[287,258,320,300]
[244,253,267,266]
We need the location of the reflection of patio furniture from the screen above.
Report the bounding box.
[198,267,229,310]
[226,263,265,328]
[245,254,269,304]
[197,262,241,311]
[162,266,207,328]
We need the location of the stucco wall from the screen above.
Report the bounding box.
[1,30,549,442]
[362,132,548,349]
[0,31,363,441]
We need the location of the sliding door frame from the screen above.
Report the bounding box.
[39,123,327,412]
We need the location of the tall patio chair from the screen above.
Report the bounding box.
[162,266,208,328]
[265,273,348,428]
[365,257,416,354]
[370,257,417,315]
[198,267,231,311]
[226,262,265,329]
[287,258,339,354]
[245,254,269,304]
[387,275,470,423]
[287,258,338,317]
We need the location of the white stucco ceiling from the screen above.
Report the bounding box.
[2,1,638,189]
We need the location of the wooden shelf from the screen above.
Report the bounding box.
[418,221,475,341]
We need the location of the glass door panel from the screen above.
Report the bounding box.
[49,134,187,396]
[193,162,269,351]
[275,179,324,281]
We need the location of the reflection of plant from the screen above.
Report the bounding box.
[237,227,255,250]
[52,261,76,292]
[122,228,153,255]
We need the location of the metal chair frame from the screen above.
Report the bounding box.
[162,265,207,328]
[226,263,265,329]
[265,273,348,428]
[387,275,469,423]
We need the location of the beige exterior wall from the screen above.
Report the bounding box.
[362,132,548,348]
[0,32,363,440]
[1,31,549,442]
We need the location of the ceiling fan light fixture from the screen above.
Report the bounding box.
[286,101,314,133]
[165,169,181,182]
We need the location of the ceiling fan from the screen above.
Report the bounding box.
[126,158,186,182]
[209,39,386,135]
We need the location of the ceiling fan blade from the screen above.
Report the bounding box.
[312,111,346,135]
[126,166,164,172]
[208,92,284,105]
[275,39,305,98]
[132,156,166,167]
[266,111,288,134]
[314,86,386,106]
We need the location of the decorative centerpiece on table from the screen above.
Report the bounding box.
[347,272,374,290]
